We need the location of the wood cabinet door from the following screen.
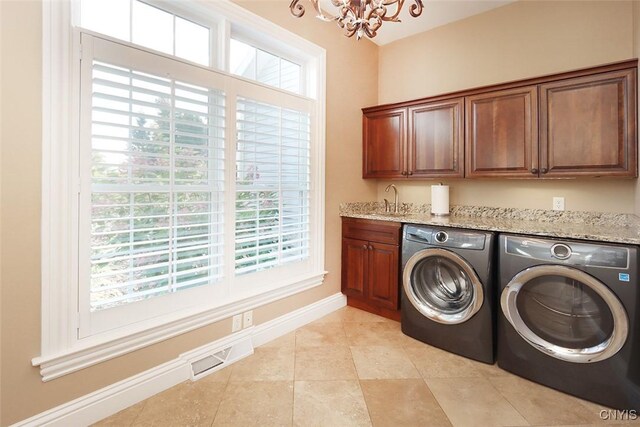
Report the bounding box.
[366,242,399,310]
[363,108,407,178]
[465,86,539,178]
[341,238,368,299]
[540,69,637,177]
[408,98,464,178]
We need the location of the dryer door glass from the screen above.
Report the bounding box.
[403,248,484,325]
[516,275,613,349]
[501,265,629,363]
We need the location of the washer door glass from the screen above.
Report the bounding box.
[501,265,629,363]
[403,248,484,325]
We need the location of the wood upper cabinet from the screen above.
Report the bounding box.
[363,98,464,178]
[363,108,406,178]
[539,69,637,177]
[363,60,638,180]
[408,98,464,178]
[341,218,401,319]
[465,86,539,178]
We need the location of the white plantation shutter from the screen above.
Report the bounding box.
[76,33,321,340]
[82,36,225,327]
[235,97,310,275]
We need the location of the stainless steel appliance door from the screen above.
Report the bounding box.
[403,248,484,324]
[501,265,629,363]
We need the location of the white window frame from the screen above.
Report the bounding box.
[35,0,326,381]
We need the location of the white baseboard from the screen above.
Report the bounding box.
[12,293,346,427]
[252,292,346,347]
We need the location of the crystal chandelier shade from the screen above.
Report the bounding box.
[289,0,424,40]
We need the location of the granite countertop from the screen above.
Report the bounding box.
[339,202,640,245]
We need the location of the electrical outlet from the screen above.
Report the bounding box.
[243,310,253,328]
[553,197,565,211]
[232,314,242,332]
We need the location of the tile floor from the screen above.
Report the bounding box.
[94,306,640,427]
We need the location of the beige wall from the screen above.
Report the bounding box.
[377,179,637,213]
[0,1,3,423]
[377,0,637,213]
[635,1,640,215]
[0,1,377,424]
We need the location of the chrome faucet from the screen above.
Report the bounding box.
[385,184,399,214]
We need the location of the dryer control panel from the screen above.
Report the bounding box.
[505,236,629,269]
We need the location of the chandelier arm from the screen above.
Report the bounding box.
[365,21,382,39]
[364,25,377,39]
[339,4,354,22]
[365,6,385,27]
[343,21,358,38]
[310,0,341,21]
[408,0,424,17]
[289,0,305,17]
[367,13,383,33]
[379,0,404,21]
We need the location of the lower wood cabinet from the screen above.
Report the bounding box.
[341,218,401,320]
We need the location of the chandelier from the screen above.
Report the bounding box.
[289,0,424,40]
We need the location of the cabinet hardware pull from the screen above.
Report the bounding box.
[408,171,414,176]
[368,245,373,250]
[362,244,368,250]
[531,168,538,174]
[541,168,548,174]
[401,171,407,176]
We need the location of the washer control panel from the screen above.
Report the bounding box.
[404,225,486,250]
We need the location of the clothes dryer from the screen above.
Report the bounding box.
[498,234,640,410]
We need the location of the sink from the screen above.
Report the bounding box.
[378,212,406,217]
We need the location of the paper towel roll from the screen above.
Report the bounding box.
[431,184,450,216]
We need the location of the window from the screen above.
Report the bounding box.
[230,39,303,94]
[80,0,212,66]
[36,0,326,375]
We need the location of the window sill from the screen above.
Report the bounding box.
[32,271,326,381]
